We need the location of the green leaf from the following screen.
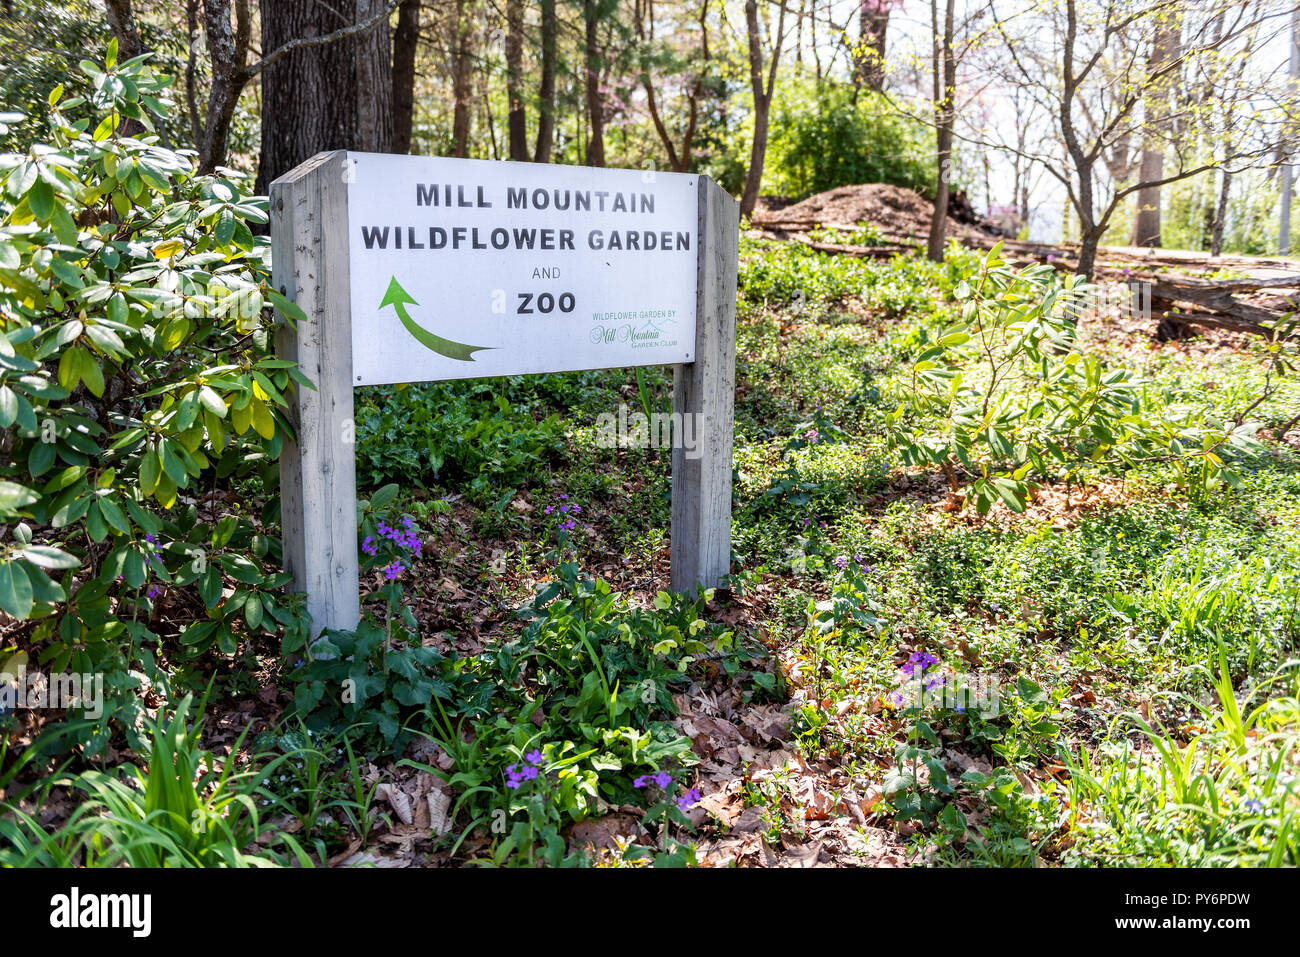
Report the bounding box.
[0,480,38,514]
[0,561,34,619]
[0,386,16,428]
[97,495,130,535]
[244,594,264,630]
[27,179,54,220]
[198,565,222,608]
[198,386,227,417]
[19,544,80,570]
[370,483,399,510]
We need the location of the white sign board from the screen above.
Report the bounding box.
[344,153,700,385]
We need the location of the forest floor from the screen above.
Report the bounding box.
[308,229,1300,867]
[7,215,1298,869]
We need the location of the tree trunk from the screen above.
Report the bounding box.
[534,0,557,162]
[1130,14,1181,248]
[584,0,605,166]
[104,0,145,60]
[506,0,528,160]
[740,0,786,217]
[1077,225,1102,279]
[926,0,955,261]
[200,0,251,174]
[392,0,420,154]
[255,0,394,193]
[450,0,473,157]
[1210,165,1231,256]
[855,5,889,92]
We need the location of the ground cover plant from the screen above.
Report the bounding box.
[0,48,1297,870]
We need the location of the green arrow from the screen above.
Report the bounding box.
[379,277,491,362]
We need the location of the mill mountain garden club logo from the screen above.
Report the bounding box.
[379,276,491,361]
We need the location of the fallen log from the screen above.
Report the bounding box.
[1134,274,1296,340]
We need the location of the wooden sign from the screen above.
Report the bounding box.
[346,153,700,383]
[270,151,738,635]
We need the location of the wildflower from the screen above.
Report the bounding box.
[525,749,544,766]
[677,787,701,811]
[545,505,555,515]
[903,651,939,676]
[361,536,377,556]
[806,428,820,443]
[653,770,672,789]
[833,555,849,570]
[147,585,162,600]
[560,518,576,532]
[633,775,651,788]
[383,561,404,580]
[505,764,525,789]
[1244,798,1265,814]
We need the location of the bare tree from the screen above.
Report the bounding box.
[926,0,957,260]
[584,0,607,165]
[448,0,475,157]
[855,0,892,91]
[506,0,529,160]
[169,0,399,176]
[254,0,395,189]
[637,0,710,172]
[1130,7,1181,246]
[104,0,146,61]
[534,0,557,161]
[740,0,789,217]
[982,0,1283,276]
[392,0,421,154]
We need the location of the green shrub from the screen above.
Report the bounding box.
[355,379,566,500]
[886,245,1265,513]
[767,78,936,199]
[0,47,310,751]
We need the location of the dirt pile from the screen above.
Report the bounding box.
[752,183,1001,244]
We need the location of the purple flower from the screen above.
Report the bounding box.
[677,787,701,811]
[362,536,377,556]
[903,651,939,676]
[833,555,849,570]
[653,770,672,789]
[633,775,651,788]
[147,585,161,600]
[505,764,524,789]
[525,749,544,766]
[1244,798,1264,814]
[383,561,404,580]
[806,429,820,443]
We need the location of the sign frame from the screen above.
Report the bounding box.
[271,151,738,636]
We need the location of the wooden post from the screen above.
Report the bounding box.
[671,176,739,595]
[271,151,361,636]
